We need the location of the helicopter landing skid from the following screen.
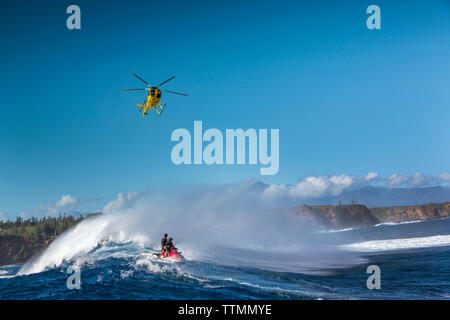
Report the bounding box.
[155,104,166,116]
[159,104,166,116]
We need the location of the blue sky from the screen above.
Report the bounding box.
[0,0,449,217]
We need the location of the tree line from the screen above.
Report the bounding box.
[0,213,100,240]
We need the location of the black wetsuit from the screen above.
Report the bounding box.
[161,237,168,250]
[165,241,175,255]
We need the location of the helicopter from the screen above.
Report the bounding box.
[122,73,188,118]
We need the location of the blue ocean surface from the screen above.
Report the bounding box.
[1,218,450,299]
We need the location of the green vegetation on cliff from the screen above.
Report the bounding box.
[0,215,83,239]
[0,214,99,266]
[370,202,450,222]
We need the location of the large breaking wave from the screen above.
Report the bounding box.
[17,184,450,278]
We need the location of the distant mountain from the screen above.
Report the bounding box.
[242,179,450,208]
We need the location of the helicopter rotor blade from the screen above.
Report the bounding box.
[131,73,152,87]
[121,88,149,91]
[156,76,176,88]
[164,90,189,96]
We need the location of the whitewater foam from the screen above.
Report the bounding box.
[340,234,450,252]
[16,187,333,275]
[374,217,450,227]
[18,213,148,275]
[315,227,356,234]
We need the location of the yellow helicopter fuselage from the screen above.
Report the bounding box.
[146,88,161,108]
[137,88,165,118]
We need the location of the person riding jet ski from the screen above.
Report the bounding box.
[161,233,168,250]
[162,237,177,257]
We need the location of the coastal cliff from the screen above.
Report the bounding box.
[284,201,450,229]
[0,235,53,266]
[0,214,99,266]
[284,204,380,229]
[370,202,450,222]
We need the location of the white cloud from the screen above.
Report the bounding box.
[28,194,80,217]
[386,173,409,188]
[440,172,450,182]
[263,171,450,201]
[386,172,437,188]
[263,174,354,200]
[365,172,379,182]
[102,191,139,214]
[409,172,432,187]
[56,195,78,208]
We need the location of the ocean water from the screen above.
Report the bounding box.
[1,217,449,299]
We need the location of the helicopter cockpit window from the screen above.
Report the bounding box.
[150,89,155,96]
[156,92,161,98]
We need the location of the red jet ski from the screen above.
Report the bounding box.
[159,248,185,263]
